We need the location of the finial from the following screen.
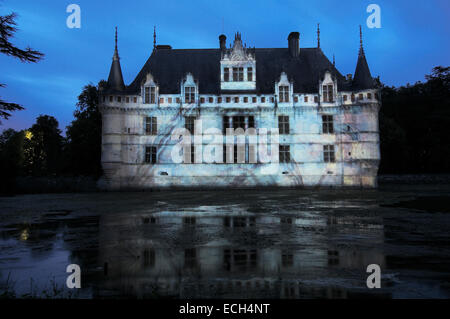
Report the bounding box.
[333,54,335,66]
[317,23,320,48]
[115,26,118,51]
[359,25,364,56]
[153,26,156,50]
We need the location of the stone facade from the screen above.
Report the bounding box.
[98,29,380,190]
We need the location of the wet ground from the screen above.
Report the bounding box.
[0,184,449,299]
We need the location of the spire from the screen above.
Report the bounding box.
[317,23,320,48]
[153,26,156,50]
[359,25,365,56]
[353,25,373,90]
[107,27,125,92]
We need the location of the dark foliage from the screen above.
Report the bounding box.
[0,11,44,122]
[379,66,450,173]
[63,82,103,177]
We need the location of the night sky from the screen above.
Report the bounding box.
[1,0,449,133]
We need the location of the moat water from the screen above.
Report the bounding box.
[0,184,449,298]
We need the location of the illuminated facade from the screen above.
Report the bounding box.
[99,27,380,190]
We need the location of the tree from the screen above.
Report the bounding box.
[0,128,25,194]
[64,82,104,177]
[0,10,44,122]
[25,115,63,176]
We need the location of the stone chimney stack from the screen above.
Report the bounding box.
[288,32,300,58]
[219,34,226,51]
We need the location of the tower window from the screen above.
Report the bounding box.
[322,115,334,134]
[145,116,157,135]
[185,116,195,134]
[145,146,157,164]
[279,86,289,103]
[278,116,290,135]
[185,86,195,103]
[323,84,334,102]
[224,68,230,82]
[233,67,244,81]
[247,67,253,81]
[279,145,291,163]
[323,145,335,163]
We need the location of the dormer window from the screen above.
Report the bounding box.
[233,67,244,81]
[247,67,253,81]
[224,68,230,82]
[279,86,289,103]
[323,84,334,102]
[144,86,156,104]
[185,86,195,103]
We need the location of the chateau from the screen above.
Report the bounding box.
[98,26,380,190]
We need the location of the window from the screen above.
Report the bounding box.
[142,249,155,268]
[184,248,197,268]
[358,93,363,100]
[323,84,334,102]
[159,97,164,104]
[218,97,222,103]
[270,97,274,103]
[224,68,230,82]
[248,116,255,129]
[343,95,348,102]
[190,145,195,163]
[314,96,318,103]
[322,115,334,134]
[223,116,231,134]
[244,97,248,103]
[133,97,137,103]
[279,145,290,163]
[233,116,245,130]
[261,97,266,103]
[176,97,181,103]
[200,97,205,104]
[109,96,113,102]
[145,116,157,135]
[168,97,172,103]
[279,86,289,103]
[233,67,244,81]
[252,97,256,103]
[185,86,195,103]
[247,67,253,81]
[102,96,106,102]
[126,97,129,103]
[209,97,213,103]
[226,97,231,103]
[185,116,195,134]
[234,97,239,103]
[351,93,355,102]
[304,96,308,102]
[294,96,298,103]
[367,93,372,99]
[117,96,121,102]
[278,116,289,135]
[145,146,157,164]
[234,144,245,163]
[144,87,156,104]
[323,145,335,163]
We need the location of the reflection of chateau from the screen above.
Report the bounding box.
[97,209,387,298]
[98,25,380,190]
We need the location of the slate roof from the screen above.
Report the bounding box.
[352,50,374,90]
[106,46,373,94]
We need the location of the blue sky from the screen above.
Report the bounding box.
[0,0,449,133]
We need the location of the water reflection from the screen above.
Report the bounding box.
[97,208,388,298]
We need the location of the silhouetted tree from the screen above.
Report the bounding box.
[0,10,44,122]
[24,115,63,176]
[64,82,104,177]
[0,128,24,194]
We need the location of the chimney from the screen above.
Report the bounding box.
[347,74,353,81]
[219,34,226,51]
[288,32,300,58]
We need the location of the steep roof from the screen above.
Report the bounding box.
[105,28,125,93]
[126,47,352,95]
[352,51,374,90]
[352,26,374,90]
